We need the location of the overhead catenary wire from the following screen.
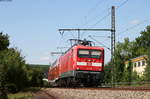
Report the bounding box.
[88,35,110,50]
[81,0,129,39]
[116,0,129,9]
[85,0,107,17]
[91,35,111,38]
[91,0,129,27]
[116,17,150,38]
[82,7,111,28]
[82,0,109,27]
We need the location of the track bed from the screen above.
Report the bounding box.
[33,87,150,99]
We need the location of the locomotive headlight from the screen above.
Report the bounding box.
[92,63,102,66]
[77,62,87,66]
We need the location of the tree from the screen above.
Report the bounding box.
[104,25,150,84]
[0,32,9,50]
[0,32,9,97]
[113,38,133,82]
[0,48,28,92]
[26,65,44,87]
[144,48,150,81]
[136,26,150,49]
[122,61,132,84]
[135,25,150,81]
[103,62,112,84]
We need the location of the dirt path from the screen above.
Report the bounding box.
[33,90,57,99]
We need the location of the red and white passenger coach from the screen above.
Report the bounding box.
[48,40,104,87]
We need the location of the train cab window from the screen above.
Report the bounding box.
[78,49,101,59]
[91,50,101,58]
[78,50,90,58]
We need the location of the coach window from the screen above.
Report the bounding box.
[138,61,141,67]
[142,60,145,66]
[134,62,136,67]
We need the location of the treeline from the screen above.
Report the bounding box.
[0,32,49,98]
[104,25,150,84]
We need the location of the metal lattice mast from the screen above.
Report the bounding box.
[111,6,116,87]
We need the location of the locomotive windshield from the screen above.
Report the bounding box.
[78,49,101,59]
[78,50,90,58]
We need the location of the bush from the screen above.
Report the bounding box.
[5,83,18,93]
[0,89,8,99]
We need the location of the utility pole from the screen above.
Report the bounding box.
[111,6,116,87]
[78,29,80,42]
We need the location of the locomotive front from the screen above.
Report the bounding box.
[73,45,104,86]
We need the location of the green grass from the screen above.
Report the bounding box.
[8,87,41,99]
[8,92,33,99]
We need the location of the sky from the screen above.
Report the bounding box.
[0,0,150,65]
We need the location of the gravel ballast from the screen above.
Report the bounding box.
[44,88,150,99]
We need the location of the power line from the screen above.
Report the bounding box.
[81,0,129,39]
[116,0,129,9]
[116,17,150,38]
[91,0,129,27]
[91,11,111,27]
[85,0,107,17]
[82,6,111,28]
[88,35,110,50]
[81,9,111,39]
[91,35,111,38]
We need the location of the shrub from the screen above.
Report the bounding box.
[5,83,18,93]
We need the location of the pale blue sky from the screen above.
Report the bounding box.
[0,0,150,64]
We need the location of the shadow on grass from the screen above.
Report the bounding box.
[21,87,41,93]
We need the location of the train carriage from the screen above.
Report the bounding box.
[48,40,104,87]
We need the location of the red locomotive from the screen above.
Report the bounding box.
[48,40,104,87]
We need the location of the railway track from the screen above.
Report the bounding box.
[33,90,57,99]
[33,87,150,99]
[54,86,150,92]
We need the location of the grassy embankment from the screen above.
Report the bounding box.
[8,92,32,99]
[8,87,41,99]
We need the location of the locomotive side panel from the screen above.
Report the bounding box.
[59,48,75,78]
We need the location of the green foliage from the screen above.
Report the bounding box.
[0,48,28,92]
[0,32,9,50]
[144,49,150,81]
[136,26,150,81]
[0,89,8,99]
[122,61,134,84]
[5,83,18,94]
[104,25,150,84]
[26,64,49,87]
[113,38,133,83]
[0,32,48,94]
[136,26,150,49]
[27,64,49,78]
[27,68,44,87]
[103,62,112,83]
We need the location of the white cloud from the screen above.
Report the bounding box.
[39,56,50,61]
[130,20,140,25]
[43,52,51,55]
